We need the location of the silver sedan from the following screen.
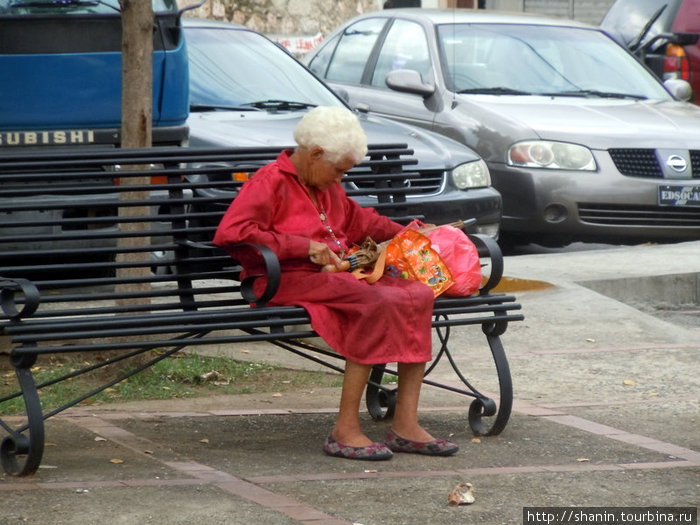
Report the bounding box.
[304,9,700,247]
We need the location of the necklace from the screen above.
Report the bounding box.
[318,203,344,258]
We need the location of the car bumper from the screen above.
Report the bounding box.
[491,156,700,245]
[352,186,502,237]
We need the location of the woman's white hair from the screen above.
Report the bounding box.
[293,106,368,164]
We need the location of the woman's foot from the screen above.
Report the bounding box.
[384,428,459,456]
[330,427,375,448]
[323,435,393,461]
[386,424,435,444]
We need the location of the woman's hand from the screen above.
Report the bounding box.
[309,240,346,271]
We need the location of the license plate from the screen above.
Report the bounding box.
[659,185,700,207]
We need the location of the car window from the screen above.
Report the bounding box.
[325,17,387,84]
[307,32,340,79]
[371,19,431,87]
[437,23,671,100]
[600,0,681,47]
[186,26,341,109]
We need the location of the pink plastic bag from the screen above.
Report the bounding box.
[425,226,481,296]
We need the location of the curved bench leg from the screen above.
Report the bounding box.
[467,332,513,436]
[364,319,514,435]
[426,317,513,436]
[1,353,44,476]
[365,365,397,421]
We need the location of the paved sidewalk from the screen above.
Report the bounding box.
[1,241,698,524]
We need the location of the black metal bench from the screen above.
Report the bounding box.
[0,145,523,476]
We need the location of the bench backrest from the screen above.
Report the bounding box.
[0,144,434,322]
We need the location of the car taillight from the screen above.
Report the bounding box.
[664,44,691,81]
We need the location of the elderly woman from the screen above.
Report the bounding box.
[213,106,458,460]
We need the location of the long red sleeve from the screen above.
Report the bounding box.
[213,150,401,273]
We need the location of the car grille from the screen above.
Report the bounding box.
[578,203,700,227]
[609,148,700,178]
[351,168,444,195]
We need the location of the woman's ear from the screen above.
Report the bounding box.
[310,146,325,160]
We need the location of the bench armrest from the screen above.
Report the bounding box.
[466,234,504,294]
[231,243,281,306]
[0,278,41,321]
[180,240,281,306]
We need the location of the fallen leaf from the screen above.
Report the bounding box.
[144,450,154,455]
[199,438,209,444]
[622,379,636,386]
[94,437,107,442]
[45,442,57,447]
[585,338,596,343]
[471,438,481,444]
[448,482,475,506]
[240,349,250,354]
[576,458,590,462]
[272,393,283,398]
[647,391,659,397]
[200,370,224,382]
[109,458,124,464]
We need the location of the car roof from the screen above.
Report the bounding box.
[181,17,247,30]
[349,8,597,30]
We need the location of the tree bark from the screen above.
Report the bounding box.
[120,0,153,150]
[117,1,154,300]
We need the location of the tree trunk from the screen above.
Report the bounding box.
[120,0,153,149]
[117,0,154,301]
[101,1,156,378]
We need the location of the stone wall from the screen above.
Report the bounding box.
[183,0,383,38]
[180,0,614,46]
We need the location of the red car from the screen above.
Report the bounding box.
[601,0,700,104]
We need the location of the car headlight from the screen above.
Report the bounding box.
[508,141,596,170]
[451,159,491,189]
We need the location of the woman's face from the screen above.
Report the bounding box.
[304,148,355,191]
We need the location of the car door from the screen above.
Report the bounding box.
[310,16,438,132]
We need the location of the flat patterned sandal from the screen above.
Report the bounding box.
[384,429,459,456]
[323,435,394,461]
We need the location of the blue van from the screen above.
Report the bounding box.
[0,0,190,257]
[0,0,189,148]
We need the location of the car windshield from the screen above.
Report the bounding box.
[437,23,672,100]
[186,25,342,110]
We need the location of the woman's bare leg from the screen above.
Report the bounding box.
[391,362,435,442]
[331,359,374,446]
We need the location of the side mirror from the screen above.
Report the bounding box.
[671,32,699,46]
[333,86,350,103]
[664,78,693,102]
[385,69,435,98]
[641,32,699,55]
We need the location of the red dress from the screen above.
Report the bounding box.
[213,150,434,365]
